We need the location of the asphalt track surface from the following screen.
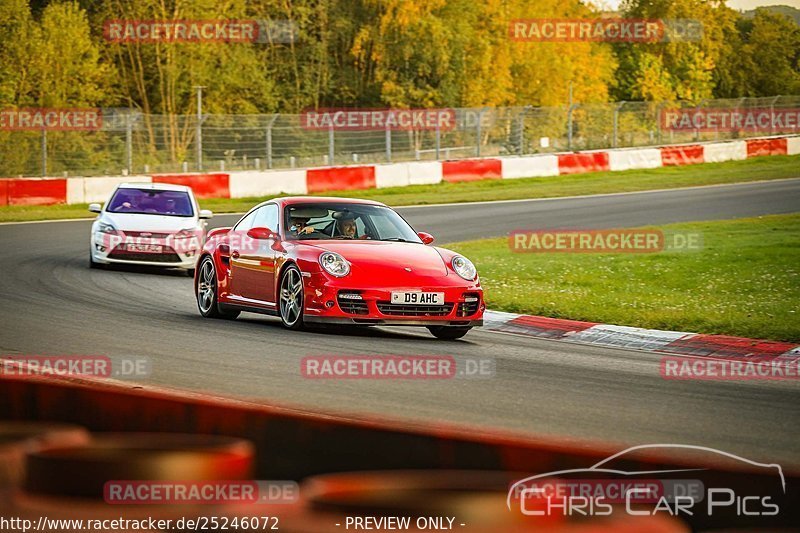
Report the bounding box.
[1,179,799,467]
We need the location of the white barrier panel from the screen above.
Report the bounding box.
[229,169,307,198]
[787,136,800,156]
[703,141,747,163]
[66,178,85,204]
[406,161,443,185]
[81,175,151,204]
[607,148,662,171]
[375,163,410,188]
[500,155,559,179]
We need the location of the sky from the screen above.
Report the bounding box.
[589,0,800,10]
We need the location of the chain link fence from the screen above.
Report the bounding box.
[2,96,798,177]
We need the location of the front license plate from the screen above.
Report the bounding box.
[391,291,444,305]
[127,244,163,253]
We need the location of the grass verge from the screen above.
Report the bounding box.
[1,155,798,223]
[448,214,800,342]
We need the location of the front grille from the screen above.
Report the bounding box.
[123,231,171,239]
[377,302,454,317]
[107,249,182,263]
[457,294,480,317]
[337,294,369,315]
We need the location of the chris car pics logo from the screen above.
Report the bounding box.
[507,444,784,518]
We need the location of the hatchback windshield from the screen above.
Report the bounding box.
[284,203,422,243]
[107,188,194,217]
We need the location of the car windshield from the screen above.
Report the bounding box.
[284,202,422,243]
[107,188,194,217]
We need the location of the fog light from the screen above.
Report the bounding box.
[465,297,478,302]
[338,293,363,300]
[95,244,106,252]
[325,300,335,308]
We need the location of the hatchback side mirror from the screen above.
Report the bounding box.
[199,209,213,219]
[417,232,435,245]
[247,227,279,240]
[88,203,102,213]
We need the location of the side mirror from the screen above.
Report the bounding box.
[88,203,102,213]
[247,227,279,240]
[199,209,213,219]
[417,231,435,245]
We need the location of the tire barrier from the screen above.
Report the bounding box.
[0,422,90,489]
[24,433,254,499]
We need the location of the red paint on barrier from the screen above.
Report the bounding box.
[7,178,67,206]
[0,179,8,206]
[504,315,599,339]
[660,145,704,166]
[306,166,376,193]
[660,334,797,358]
[557,152,610,175]
[152,173,230,199]
[746,138,787,158]
[442,159,502,182]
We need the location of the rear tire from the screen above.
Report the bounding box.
[279,264,305,330]
[196,256,239,319]
[427,326,471,340]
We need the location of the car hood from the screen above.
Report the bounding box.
[100,212,197,232]
[308,241,449,277]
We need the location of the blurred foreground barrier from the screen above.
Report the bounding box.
[0,422,90,488]
[0,367,797,530]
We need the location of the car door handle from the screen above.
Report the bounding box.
[231,250,240,259]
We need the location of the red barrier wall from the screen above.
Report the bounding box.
[0,179,8,206]
[6,178,67,206]
[557,152,610,175]
[442,159,502,182]
[307,166,376,193]
[746,138,788,158]
[152,173,230,199]
[660,145,704,166]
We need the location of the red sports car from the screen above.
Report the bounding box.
[194,197,484,339]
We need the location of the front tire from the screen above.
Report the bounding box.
[427,326,471,340]
[196,256,239,319]
[279,264,304,330]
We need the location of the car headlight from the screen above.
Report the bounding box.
[97,222,119,235]
[319,252,350,277]
[452,255,477,281]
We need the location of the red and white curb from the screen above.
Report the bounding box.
[483,310,799,358]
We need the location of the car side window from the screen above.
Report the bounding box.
[233,209,259,232]
[253,204,279,232]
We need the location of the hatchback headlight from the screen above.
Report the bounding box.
[452,255,477,281]
[319,252,350,277]
[97,222,119,235]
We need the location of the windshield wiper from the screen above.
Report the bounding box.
[380,237,411,242]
